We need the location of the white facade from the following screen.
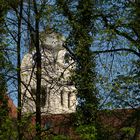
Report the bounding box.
[21,32,76,115]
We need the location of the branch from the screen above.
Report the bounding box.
[114,28,139,46]
[9,3,35,32]
[93,48,140,58]
[101,14,140,47]
[62,43,76,61]
[56,0,74,21]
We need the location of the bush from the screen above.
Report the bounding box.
[76,125,97,140]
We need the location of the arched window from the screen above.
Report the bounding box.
[68,92,71,108]
[60,90,64,106]
[31,86,47,107]
[41,86,47,107]
[64,53,70,65]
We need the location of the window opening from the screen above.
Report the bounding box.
[68,92,71,108]
[60,90,64,106]
[44,121,52,130]
[41,86,47,107]
[64,53,70,64]
[31,86,47,107]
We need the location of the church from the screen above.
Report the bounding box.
[21,30,77,115]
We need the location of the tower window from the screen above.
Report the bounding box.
[60,90,64,106]
[68,92,71,108]
[40,86,47,107]
[31,86,47,107]
[64,53,70,64]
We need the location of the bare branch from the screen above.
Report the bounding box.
[93,48,140,58]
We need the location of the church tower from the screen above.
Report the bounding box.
[21,31,76,115]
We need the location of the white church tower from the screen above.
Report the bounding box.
[21,30,76,115]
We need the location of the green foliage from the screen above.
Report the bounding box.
[0,117,17,139]
[110,59,140,108]
[120,127,135,137]
[50,135,70,140]
[76,125,97,140]
[96,125,116,140]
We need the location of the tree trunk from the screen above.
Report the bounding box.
[33,0,41,139]
[17,0,23,139]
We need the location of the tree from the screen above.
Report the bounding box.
[17,0,23,139]
[0,1,17,139]
[32,0,42,138]
[92,1,140,139]
[56,0,100,137]
[98,0,140,105]
[0,0,10,122]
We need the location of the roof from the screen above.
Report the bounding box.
[7,96,17,118]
